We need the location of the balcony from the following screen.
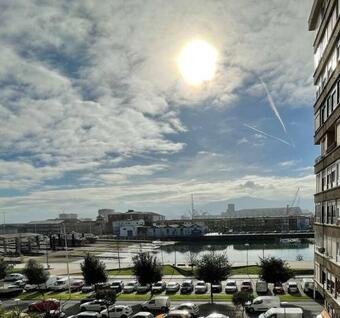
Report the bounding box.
[315,144,340,174]
[327,142,337,154]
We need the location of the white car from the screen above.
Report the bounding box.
[287,281,299,294]
[132,312,154,318]
[165,310,191,318]
[4,273,25,282]
[166,282,180,293]
[225,280,237,293]
[8,279,26,289]
[100,305,133,318]
[123,281,137,293]
[206,314,229,318]
[152,281,166,293]
[80,300,108,312]
[68,312,101,318]
[171,303,199,317]
[194,281,208,294]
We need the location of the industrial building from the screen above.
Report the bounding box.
[309,0,340,316]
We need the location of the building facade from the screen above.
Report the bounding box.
[309,0,340,316]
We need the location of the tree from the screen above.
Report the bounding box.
[259,256,294,284]
[195,251,231,303]
[80,253,107,285]
[186,251,197,274]
[132,252,162,296]
[232,291,253,318]
[22,259,49,297]
[0,257,11,280]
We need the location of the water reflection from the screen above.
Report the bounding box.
[157,240,313,265]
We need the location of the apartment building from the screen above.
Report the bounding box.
[309,0,340,317]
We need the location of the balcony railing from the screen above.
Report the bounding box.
[326,142,336,154]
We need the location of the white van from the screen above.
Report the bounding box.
[301,278,314,293]
[246,296,280,313]
[51,277,74,291]
[256,280,268,293]
[259,307,303,318]
[142,296,171,312]
[25,276,59,291]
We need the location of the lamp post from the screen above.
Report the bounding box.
[62,223,71,296]
[245,243,250,275]
[262,243,265,259]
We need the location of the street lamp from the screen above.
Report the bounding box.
[245,243,250,275]
[262,243,266,259]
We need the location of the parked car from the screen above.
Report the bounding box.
[273,282,285,294]
[211,281,222,293]
[123,281,138,293]
[302,278,314,294]
[245,296,280,313]
[225,280,237,293]
[164,310,191,318]
[287,281,299,294]
[110,280,124,293]
[28,299,60,313]
[80,299,108,312]
[152,281,166,293]
[259,308,303,318]
[51,277,74,291]
[195,281,208,294]
[132,312,154,318]
[68,312,101,318]
[82,285,95,293]
[241,280,253,292]
[80,296,96,304]
[43,310,66,318]
[25,276,58,291]
[166,282,180,293]
[4,273,25,282]
[142,296,171,312]
[100,304,133,318]
[8,279,26,289]
[206,314,229,318]
[70,280,85,292]
[171,303,199,317]
[180,280,194,294]
[256,280,268,294]
[137,283,151,293]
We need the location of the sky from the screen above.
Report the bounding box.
[0,0,317,222]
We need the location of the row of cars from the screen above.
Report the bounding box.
[99,278,313,295]
[27,295,305,318]
[3,273,314,297]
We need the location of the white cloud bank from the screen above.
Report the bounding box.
[0,0,315,219]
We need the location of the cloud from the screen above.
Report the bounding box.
[278,160,298,167]
[0,0,315,220]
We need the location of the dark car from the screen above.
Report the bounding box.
[211,281,222,293]
[110,280,124,293]
[273,282,285,294]
[180,280,194,294]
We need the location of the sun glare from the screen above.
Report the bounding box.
[177,39,217,86]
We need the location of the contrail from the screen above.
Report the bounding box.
[259,78,287,134]
[244,124,292,146]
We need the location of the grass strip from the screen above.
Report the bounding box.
[18,291,311,302]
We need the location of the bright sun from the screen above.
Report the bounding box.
[177,39,217,86]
